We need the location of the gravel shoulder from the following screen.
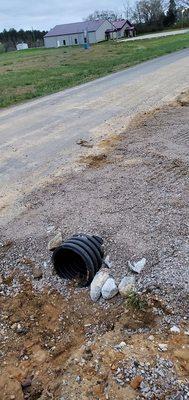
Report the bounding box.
[0,93,189,399]
[1,49,189,227]
[120,28,189,42]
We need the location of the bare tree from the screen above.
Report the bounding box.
[123,0,134,20]
[132,0,165,24]
[85,10,123,21]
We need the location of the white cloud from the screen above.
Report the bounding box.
[0,0,128,31]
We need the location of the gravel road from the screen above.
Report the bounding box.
[120,28,189,41]
[0,49,189,225]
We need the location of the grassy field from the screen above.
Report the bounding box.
[0,32,189,108]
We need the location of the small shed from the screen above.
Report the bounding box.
[16,43,28,51]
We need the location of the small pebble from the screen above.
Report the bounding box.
[170,325,180,334]
[115,341,127,350]
[130,375,143,389]
[32,266,43,279]
[158,343,168,352]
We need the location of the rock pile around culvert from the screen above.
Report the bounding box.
[90,257,147,302]
[90,258,146,301]
[90,269,110,301]
[90,272,136,302]
[48,233,146,302]
[101,277,118,299]
[118,276,136,296]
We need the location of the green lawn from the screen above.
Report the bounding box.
[0,33,189,108]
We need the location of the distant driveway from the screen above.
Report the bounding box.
[120,28,189,42]
[0,49,189,225]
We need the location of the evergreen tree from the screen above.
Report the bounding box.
[166,0,177,25]
[0,28,47,51]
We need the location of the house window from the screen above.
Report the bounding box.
[75,38,78,44]
[63,40,66,46]
[84,37,87,43]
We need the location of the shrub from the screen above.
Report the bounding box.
[0,43,5,53]
[126,290,148,310]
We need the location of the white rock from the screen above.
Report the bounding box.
[48,231,63,251]
[115,341,127,350]
[101,277,118,300]
[158,343,168,352]
[128,258,146,273]
[148,335,154,341]
[90,269,110,302]
[118,276,136,297]
[170,325,180,334]
[184,330,189,336]
[103,255,113,268]
[47,225,55,233]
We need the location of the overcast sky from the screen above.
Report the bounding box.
[0,0,128,31]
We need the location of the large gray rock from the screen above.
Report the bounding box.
[90,269,110,302]
[101,277,118,300]
[128,257,146,273]
[118,276,136,297]
[48,231,63,251]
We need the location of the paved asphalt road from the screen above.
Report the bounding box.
[120,28,189,41]
[0,49,189,224]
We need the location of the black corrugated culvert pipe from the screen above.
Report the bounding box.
[52,234,104,286]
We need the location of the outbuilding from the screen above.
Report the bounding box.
[16,42,28,50]
[105,20,136,40]
[44,20,113,48]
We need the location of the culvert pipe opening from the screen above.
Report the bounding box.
[52,234,104,286]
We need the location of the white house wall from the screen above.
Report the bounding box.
[44,36,62,48]
[87,32,96,43]
[119,23,132,38]
[95,20,112,42]
[45,30,97,48]
[44,34,82,47]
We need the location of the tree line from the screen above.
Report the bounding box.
[86,0,189,34]
[0,29,47,52]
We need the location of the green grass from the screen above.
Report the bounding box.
[0,32,189,108]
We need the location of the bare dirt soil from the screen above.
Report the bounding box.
[0,92,189,399]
